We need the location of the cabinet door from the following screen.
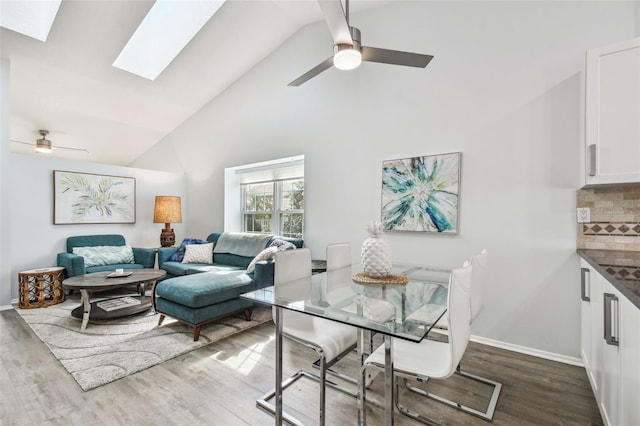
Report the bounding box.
[600,280,621,426]
[620,295,640,425]
[580,261,592,369]
[585,37,640,185]
[588,266,604,395]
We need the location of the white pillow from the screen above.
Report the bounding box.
[73,245,134,267]
[246,246,278,273]
[182,243,214,264]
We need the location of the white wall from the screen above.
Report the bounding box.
[131,1,638,358]
[3,154,186,305]
[1,59,11,307]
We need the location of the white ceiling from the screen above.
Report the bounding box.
[1,0,387,166]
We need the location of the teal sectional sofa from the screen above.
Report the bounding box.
[154,232,303,340]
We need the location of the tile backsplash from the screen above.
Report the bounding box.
[577,184,640,251]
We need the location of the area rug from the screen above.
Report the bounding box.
[16,294,272,391]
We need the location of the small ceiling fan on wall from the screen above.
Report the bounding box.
[10,130,89,154]
[288,0,434,86]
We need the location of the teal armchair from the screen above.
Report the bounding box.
[57,234,156,278]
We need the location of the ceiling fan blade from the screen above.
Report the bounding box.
[318,0,352,45]
[10,139,88,153]
[10,140,35,147]
[362,46,434,68]
[57,145,89,153]
[288,57,334,87]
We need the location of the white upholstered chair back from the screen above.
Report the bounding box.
[447,261,472,375]
[273,248,312,323]
[326,243,351,270]
[470,249,488,322]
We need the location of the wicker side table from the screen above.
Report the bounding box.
[18,267,66,309]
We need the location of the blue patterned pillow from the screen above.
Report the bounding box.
[269,239,296,251]
[168,238,209,262]
[73,245,134,267]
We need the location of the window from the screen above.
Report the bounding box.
[243,178,304,238]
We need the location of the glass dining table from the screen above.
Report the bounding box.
[241,263,453,425]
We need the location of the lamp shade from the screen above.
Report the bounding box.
[153,196,182,224]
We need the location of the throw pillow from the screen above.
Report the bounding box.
[269,238,297,251]
[246,246,278,274]
[182,243,214,264]
[168,238,209,262]
[72,245,134,267]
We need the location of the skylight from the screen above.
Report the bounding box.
[113,0,226,81]
[0,0,61,42]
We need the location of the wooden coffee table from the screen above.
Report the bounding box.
[62,269,166,331]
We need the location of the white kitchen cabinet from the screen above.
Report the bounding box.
[579,259,640,426]
[619,292,640,426]
[585,37,640,185]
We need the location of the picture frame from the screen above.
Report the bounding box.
[53,170,136,224]
[381,152,461,234]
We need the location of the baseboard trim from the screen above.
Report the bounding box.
[0,303,15,311]
[470,335,584,367]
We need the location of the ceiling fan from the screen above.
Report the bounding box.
[10,130,89,154]
[288,0,434,86]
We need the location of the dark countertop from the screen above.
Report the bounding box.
[577,249,640,310]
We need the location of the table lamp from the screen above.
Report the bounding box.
[153,196,182,247]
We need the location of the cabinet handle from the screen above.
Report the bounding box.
[580,268,590,301]
[603,293,619,346]
[588,144,597,176]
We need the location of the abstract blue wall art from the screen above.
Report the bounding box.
[381,152,460,233]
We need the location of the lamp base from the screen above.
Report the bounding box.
[160,228,175,247]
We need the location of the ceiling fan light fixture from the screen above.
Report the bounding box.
[333,44,362,70]
[35,138,52,153]
[35,130,52,153]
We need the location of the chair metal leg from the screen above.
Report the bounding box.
[395,379,442,426]
[257,343,358,426]
[403,369,502,422]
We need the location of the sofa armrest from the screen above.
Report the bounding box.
[133,247,156,268]
[253,260,275,288]
[57,252,85,278]
[158,247,179,268]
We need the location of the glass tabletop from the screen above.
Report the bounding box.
[241,263,451,343]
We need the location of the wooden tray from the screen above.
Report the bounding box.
[352,272,408,285]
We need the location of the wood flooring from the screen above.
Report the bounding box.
[0,309,603,425]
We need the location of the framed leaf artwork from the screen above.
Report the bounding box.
[53,170,136,224]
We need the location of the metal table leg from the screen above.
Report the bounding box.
[79,289,91,331]
[275,306,283,425]
[357,327,365,425]
[384,335,394,425]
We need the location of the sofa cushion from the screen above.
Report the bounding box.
[161,262,243,277]
[155,296,254,325]
[72,245,134,267]
[182,243,214,264]
[66,234,126,252]
[85,263,144,274]
[168,238,209,262]
[155,271,254,308]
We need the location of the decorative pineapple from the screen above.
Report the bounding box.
[361,221,392,278]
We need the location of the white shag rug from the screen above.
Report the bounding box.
[15,294,272,391]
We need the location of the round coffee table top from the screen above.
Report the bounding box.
[62,268,166,291]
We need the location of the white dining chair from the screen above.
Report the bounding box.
[404,250,502,421]
[360,261,473,425]
[257,248,358,426]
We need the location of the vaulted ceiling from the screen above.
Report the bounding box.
[1,0,386,166]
